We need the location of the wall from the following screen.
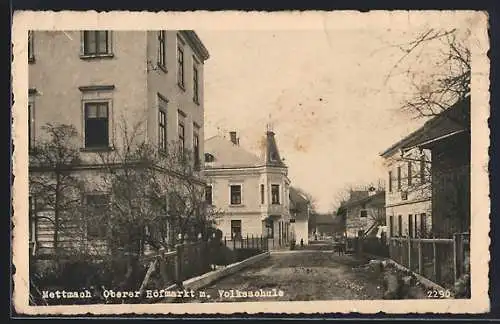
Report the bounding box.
[294,219,308,244]
[29,31,149,161]
[146,31,205,162]
[384,147,432,239]
[431,134,470,237]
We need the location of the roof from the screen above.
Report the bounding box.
[289,187,309,206]
[380,96,470,158]
[342,191,385,209]
[179,30,210,62]
[204,135,263,168]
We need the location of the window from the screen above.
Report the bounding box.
[158,108,167,152]
[420,213,427,236]
[398,215,403,237]
[193,63,199,104]
[28,31,34,63]
[420,155,426,183]
[397,166,401,191]
[230,185,242,205]
[271,184,280,204]
[84,102,109,148]
[414,214,418,238]
[408,161,413,186]
[260,184,265,204]
[178,112,185,156]
[28,101,34,150]
[408,214,413,238]
[193,127,200,169]
[231,220,242,239]
[205,185,212,205]
[86,193,110,238]
[388,171,392,193]
[157,31,166,69]
[177,45,185,88]
[82,31,112,56]
[360,210,368,218]
[389,215,394,237]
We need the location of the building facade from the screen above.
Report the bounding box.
[28,30,210,254]
[204,130,292,245]
[390,97,471,238]
[342,189,386,238]
[381,136,432,239]
[289,187,310,245]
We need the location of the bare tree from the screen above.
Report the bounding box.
[29,123,84,256]
[91,119,222,288]
[386,28,470,127]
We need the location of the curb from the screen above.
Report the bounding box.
[385,259,448,292]
[162,251,270,302]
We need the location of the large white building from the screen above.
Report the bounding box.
[204,130,292,246]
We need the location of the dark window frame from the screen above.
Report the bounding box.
[157,31,166,69]
[158,109,167,152]
[408,214,413,238]
[408,161,413,186]
[398,215,403,237]
[230,185,242,205]
[271,184,280,205]
[231,220,242,239]
[83,31,112,56]
[205,185,213,205]
[193,63,200,104]
[388,170,392,193]
[389,215,394,237]
[178,117,185,156]
[193,129,200,169]
[260,184,265,204]
[397,166,402,191]
[420,213,427,237]
[177,45,185,88]
[84,101,109,149]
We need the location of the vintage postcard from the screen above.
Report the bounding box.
[11,10,490,315]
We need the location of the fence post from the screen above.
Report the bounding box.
[418,239,423,275]
[233,236,236,250]
[246,234,249,249]
[175,244,182,284]
[251,235,254,249]
[407,236,412,271]
[224,236,227,248]
[453,234,458,282]
[432,241,438,282]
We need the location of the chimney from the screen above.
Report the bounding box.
[229,131,237,145]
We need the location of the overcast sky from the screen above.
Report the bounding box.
[197,19,468,213]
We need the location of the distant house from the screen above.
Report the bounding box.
[289,187,310,245]
[380,96,470,238]
[309,213,340,238]
[204,129,292,245]
[341,189,386,238]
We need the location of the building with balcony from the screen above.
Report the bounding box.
[28,30,210,255]
[204,130,291,245]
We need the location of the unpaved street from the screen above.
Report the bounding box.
[191,244,387,302]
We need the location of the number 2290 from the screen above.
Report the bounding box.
[427,290,452,298]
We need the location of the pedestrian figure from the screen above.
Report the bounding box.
[300,238,304,247]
